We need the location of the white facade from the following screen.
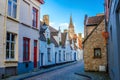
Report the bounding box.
[18,0,41,74]
[39,23,78,67]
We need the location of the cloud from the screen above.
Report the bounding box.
[49,22,58,30]
[49,22,69,32]
[59,23,69,28]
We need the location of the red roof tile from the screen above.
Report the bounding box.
[86,15,104,26]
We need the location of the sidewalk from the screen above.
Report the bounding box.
[3,61,78,80]
[74,64,110,80]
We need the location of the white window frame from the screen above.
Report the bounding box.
[8,0,17,18]
[6,33,16,60]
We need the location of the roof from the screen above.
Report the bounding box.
[37,0,44,4]
[83,15,105,44]
[40,33,46,42]
[51,32,58,36]
[86,15,104,26]
[61,33,67,47]
[49,26,58,32]
[40,21,58,33]
[50,33,59,47]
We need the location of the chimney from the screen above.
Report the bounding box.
[43,15,49,26]
[84,14,88,25]
[78,33,82,38]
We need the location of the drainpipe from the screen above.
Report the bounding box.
[3,0,8,63]
[104,0,109,73]
[2,0,8,78]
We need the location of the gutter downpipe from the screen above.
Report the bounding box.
[3,0,8,72]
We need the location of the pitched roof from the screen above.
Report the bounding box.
[49,26,58,32]
[51,32,58,36]
[50,33,59,47]
[61,33,67,47]
[83,15,105,44]
[86,15,104,26]
[40,21,58,33]
[40,33,46,42]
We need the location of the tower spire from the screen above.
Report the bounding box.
[69,15,74,28]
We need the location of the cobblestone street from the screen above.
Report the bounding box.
[24,61,88,80]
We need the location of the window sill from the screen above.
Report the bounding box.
[7,16,19,23]
[32,27,39,31]
[93,57,102,59]
[23,60,31,63]
[4,60,18,63]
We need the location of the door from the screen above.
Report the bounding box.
[74,52,76,61]
[34,40,37,68]
[55,52,57,63]
[41,53,43,66]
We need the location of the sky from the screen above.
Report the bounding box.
[40,0,104,37]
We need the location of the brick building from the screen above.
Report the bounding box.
[83,14,107,71]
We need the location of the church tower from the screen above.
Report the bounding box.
[68,15,75,40]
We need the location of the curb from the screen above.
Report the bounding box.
[74,73,92,80]
[6,61,78,80]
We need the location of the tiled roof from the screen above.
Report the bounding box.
[40,33,46,42]
[49,26,58,32]
[86,15,104,26]
[83,15,105,44]
[51,32,58,36]
[40,21,58,33]
[50,33,59,47]
[61,33,67,47]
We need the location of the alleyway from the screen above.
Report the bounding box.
[24,61,88,80]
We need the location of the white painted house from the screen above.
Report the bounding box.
[0,0,44,78]
[18,0,44,74]
[0,0,19,78]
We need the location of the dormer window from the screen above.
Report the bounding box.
[32,7,38,28]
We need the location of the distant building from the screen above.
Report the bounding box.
[105,0,120,80]
[68,15,83,61]
[39,15,81,67]
[83,14,107,71]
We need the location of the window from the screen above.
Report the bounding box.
[47,48,51,62]
[8,0,17,18]
[94,48,101,58]
[23,37,30,61]
[110,26,112,41]
[119,9,120,23]
[59,50,61,61]
[32,7,38,28]
[6,32,16,59]
[63,51,65,61]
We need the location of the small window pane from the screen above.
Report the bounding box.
[34,41,37,47]
[11,34,15,41]
[8,0,12,16]
[11,43,15,50]
[6,42,9,49]
[11,51,14,58]
[7,33,10,40]
[6,50,9,59]
[12,3,17,18]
